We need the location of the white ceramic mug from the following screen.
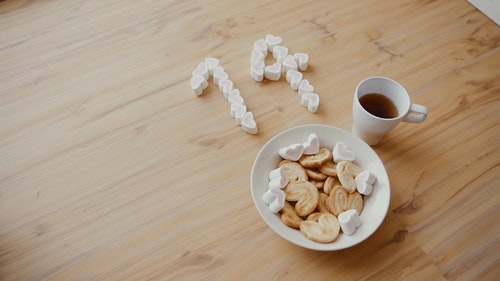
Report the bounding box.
[352,76,428,146]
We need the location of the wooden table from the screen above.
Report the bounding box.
[1,0,499,280]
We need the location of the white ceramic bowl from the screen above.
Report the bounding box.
[250,124,390,250]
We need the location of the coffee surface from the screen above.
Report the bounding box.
[359,93,398,118]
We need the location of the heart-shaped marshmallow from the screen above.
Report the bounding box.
[250,48,265,64]
[190,75,208,96]
[265,34,282,52]
[302,133,320,155]
[192,62,209,80]
[250,61,265,82]
[228,92,245,106]
[355,170,376,195]
[338,209,361,235]
[213,66,229,86]
[300,93,319,113]
[253,39,268,56]
[218,79,234,99]
[283,55,298,72]
[230,103,247,124]
[204,57,220,75]
[298,79,314,97]
[262,188,286,213]
[268,167,289,190]
[279,143,305,161]
[241,111,257,134]
[272,46,288,64]
[293,52,309,71]
[286,70,303,90]
[333,141,355,163]
[264,63,282,81]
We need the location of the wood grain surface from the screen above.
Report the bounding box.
[1,0,499,280]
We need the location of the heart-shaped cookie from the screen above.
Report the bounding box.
[280,201,302,229]
[355,170,376,195]
[283,55,298,72]
[279,143,305,161]
[279,160,308,183]
[293,52,309,71]
[190,75,208,96]
[299,212,340,243]
[240,111,257,134]
[302,133,319,155]
[325,185,348,216]
[284,181,319,217]
[265,34,282,52]
[300,93,319,113]
[333,141,355,163]
[336,161,362,193]
[264,62,282,81]
[286,70,303,91]
[298,79,314,97]
[299,147,332,168]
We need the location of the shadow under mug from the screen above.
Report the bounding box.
[352,76,428,146]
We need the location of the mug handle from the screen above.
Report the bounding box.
[403,103,428,123]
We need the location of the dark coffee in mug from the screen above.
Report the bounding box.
[359,93,398,119]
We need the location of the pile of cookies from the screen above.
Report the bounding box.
[262,133,377,243]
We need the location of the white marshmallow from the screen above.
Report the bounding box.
[293,52,309,71]
[192,62,209,80]
[333,141,356,163]
[218,79,234,99]
[300,93,320,113]
[228,93,245,106]
[298,79,314,97]
[286,70,303,90]
[240,111,257,134]
[302,133,320,155]
[355,170,377,195]
[265,34,282,52]
[204,57,220,75]
[264,63,282,81]
[253,39,268,56]
[250,61,265,82]
[278,143,305,161]
[213,66,229,86]
[268,167,289,189]
[230,103,247,124]
[272,46,288,64]
[268,188,286,213]
[250,48,265,64]
[190,75,208,96]
[338,209,361,235]
[283,55,298,72]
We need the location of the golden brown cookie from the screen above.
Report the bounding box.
[310,180,325,189]
[306,212,324,221]
[336,161,362,193]
[279,160,308,182]
[280,201,303,229]
[298,148,332,168]
[300,212,340,243]
[323,176,340,195]
[318,159,337,177]
[325,185,348,216]
[284,181,319,217]
[305,168,328,181]
[347,191,363,214]
[317,192,330,213]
